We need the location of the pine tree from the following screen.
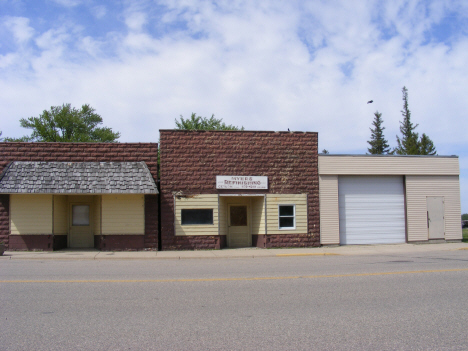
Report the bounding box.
[419,133,437,155]
[367,111,390,154]
[394,86,420,155]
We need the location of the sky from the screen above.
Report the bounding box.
[1,0,468,212]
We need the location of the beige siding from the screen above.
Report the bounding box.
[266,194,307,235]
[219,196,265,236]
[319,175,340,244]
[68,195,93,203]
[93,196,101,235]
[251,197,266,235]
[101,195,144,235]
[10,195,53,235]
[53,195,68,235]
[406,176,461,241]
[319,156,459,176]
[175,194,219,236]
[219,196,227,236]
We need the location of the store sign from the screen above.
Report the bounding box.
[216,176,268,190]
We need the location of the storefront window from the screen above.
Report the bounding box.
[181,209,213,225]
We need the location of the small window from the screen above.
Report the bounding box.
[72,205,90,226]
[279,205,295,229]
[230,206,247,226]
[181,209,214,225]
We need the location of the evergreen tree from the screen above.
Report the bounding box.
[367,111,390,154]
[394,86,420,155]
[419,133,437,155]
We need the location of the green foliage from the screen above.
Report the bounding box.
[367,111,390,154]
[4,104,120,142]
[393,86,437,155]
[394,86,420,155]
[462,213,468,220]
[419,133,437,155]
[463,228,468,243]
[321,149,329,154]
[175,113,244,131]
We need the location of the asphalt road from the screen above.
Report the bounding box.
[1,250,468,351]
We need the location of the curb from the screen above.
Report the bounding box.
[275,253,339,257]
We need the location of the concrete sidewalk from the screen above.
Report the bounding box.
[1,242,467,260]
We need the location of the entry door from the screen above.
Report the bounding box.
[228,204,251,248]
[427,197,445,239]
[69,203,94,248]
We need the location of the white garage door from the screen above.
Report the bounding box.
[339,176,406,245]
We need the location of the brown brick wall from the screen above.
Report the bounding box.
[159,130,319,250]
[0,195,9,249]
[0,142,159,250]
[144,195,158,249]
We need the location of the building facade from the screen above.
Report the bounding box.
[0,133,462,251]
[159,130,320,250]
[0,142,159,251]
[319,155,462,245]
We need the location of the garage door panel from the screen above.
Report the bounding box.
[339,176,405,245]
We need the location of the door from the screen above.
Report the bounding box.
[339,176,406,244]
[228,204,251,248]
[427,196,445,239]
[69,203,94,248]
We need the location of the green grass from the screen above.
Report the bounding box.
[463,228,468,242]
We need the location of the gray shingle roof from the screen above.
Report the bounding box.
[0,161,158,194]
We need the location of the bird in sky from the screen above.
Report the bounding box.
[367,100,373,104]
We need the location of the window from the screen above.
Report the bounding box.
[278,205,295,229]
[181,209,213,225]
[230,206,247,226]
[72,205,90,226]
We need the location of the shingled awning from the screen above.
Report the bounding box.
[0,161,158,194]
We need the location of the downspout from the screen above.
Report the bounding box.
[157,179,162,251]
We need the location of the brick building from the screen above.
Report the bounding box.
[0,143,159,251]
[159,130,320,250]
[0,131,462,252]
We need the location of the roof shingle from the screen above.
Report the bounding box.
[0,161,158,194]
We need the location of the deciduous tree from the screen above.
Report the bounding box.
[175,113,244,130]
[4,104,120,142]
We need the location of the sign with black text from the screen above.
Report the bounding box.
[216,176,268,189]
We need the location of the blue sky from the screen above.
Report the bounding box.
[1,0,468,212]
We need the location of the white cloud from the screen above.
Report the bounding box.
[2,0,468,209]
[125,12,147,32]
[3,16,34,44]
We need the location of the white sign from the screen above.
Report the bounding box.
[216,176,268,190]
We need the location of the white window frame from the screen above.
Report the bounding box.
[278,204,296,230]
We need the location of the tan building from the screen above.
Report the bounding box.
[319,155,462,245]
